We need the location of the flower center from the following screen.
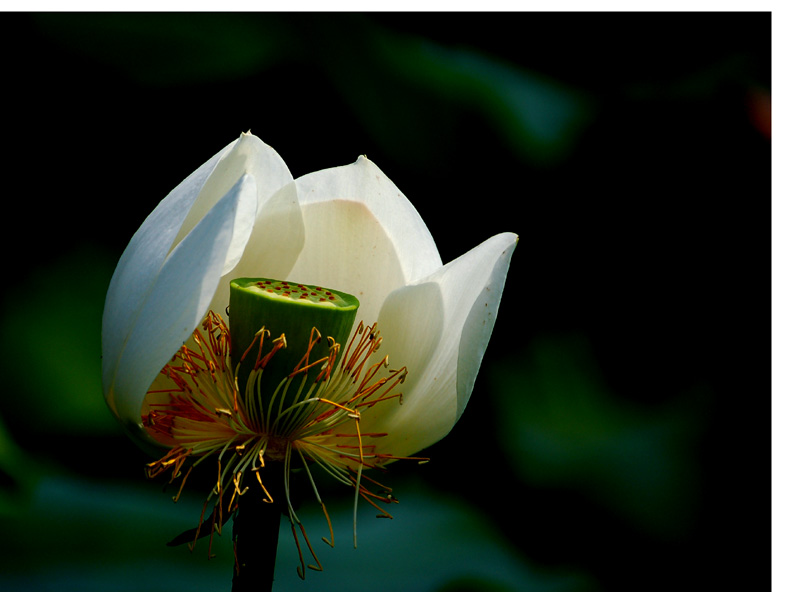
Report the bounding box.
[140,278,421,578]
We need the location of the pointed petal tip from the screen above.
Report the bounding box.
[354,154,372,168]
[498,231,519,247]
[235,130,264,148]
[231,131,284,160]
[483,232,519,265]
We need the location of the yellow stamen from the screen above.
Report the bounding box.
[253,469,275,504]
[142,310,421,577]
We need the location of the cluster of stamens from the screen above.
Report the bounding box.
[142,310,421,578]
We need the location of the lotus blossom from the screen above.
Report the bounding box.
[101,131,516,576]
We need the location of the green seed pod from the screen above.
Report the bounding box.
[228,278,360,403]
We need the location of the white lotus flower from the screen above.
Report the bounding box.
[101,131,516,575]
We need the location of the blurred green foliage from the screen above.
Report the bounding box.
[0,244,118,437]
[491,335,705,541]
[1,472,591,592]
[333,28,591,165]
[35,13,287,86]
[32,13,589,170]
[0,415,35,516]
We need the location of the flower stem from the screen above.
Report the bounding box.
[231,464,284,592]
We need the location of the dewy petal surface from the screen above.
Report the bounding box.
[367,232,518,459]
[104,175,255,435]
[291,156,442,325]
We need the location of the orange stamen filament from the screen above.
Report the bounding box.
[142,311,427,577]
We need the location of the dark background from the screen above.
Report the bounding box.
[0,12,769,592]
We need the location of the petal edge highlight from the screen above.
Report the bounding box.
[104,174,256,429]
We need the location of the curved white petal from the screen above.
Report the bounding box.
[208,180,305,321]
[103,174,256,433]
[291,156,442,324]
[190,133,304,331]
[172,132,295,276]
[455,233,518,416]
[101,140,235,401]
[366,232,518,458]
[103,133,297,421]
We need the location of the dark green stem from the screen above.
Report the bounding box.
[231,465,284,592]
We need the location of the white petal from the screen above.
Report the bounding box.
[171,132,294,276]
[103,174,256,430]
[454,232,518,416]
[291,156,442,323]
[366,232,518,458]
[209,181,305,319]
[101,140,235,402]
